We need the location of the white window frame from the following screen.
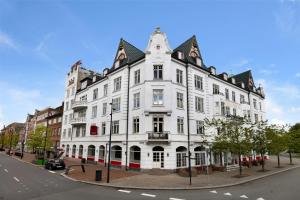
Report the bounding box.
[112,97,121,112]
[194,75,203,90]
[134,69,140,85]
[177,92,183,109]
[133,117,139,134]
[153,89,164,105]
[114,77,122,92]
[153,65,163,80]
[195,96,204,112]
[177,117,184,134]
[112,120,119,134]
[196,120,204,134]
[176,69,183,84]
[133,93,140,109]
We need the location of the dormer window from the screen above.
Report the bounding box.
[223,73,228,80]
[103,69,108,76]
[177,51,184,60]
[81,81,87,90]
[156,44,161,50]
[209,67,216,75]
[241,82,245,88]
[92,76,96,82]
[190,51,198,58]
[196,57,202,66]
[231,78,236,84]
[115,60,120,68]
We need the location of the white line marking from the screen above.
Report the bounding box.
[240,195,248,198]
[141,193,156,198]
[210,190,217,194]
[4,169,8,172]
[14,177,20,182]
[48,170,56,174]
[257,198,265,200]
[224,192,232,196]
[169,198,185,200]
[118,189,131,193]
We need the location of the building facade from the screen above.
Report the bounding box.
[60,28,266,170]
[46,104,63,151]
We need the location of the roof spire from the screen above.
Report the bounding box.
[155,27,161,33]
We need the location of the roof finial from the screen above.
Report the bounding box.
[155,27,161,33]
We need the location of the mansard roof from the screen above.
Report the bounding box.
[232,70,255,91]
[172,35,205,68]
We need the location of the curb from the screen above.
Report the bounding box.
[60,164,300,190]
[1,152,45,169]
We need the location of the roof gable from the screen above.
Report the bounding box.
[232,70,255,91]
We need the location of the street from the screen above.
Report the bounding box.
[0,153,299,200]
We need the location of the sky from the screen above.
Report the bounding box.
[0,0,300,127]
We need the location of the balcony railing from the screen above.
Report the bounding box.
[72,100,87,110]
[147,131,170,142]
[70,117,86,124]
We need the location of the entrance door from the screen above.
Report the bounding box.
[153,151,164,168]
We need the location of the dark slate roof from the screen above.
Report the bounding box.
[232,70,255,91]
[112,38,145,69]
[172,35,205,68]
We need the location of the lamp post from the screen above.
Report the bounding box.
[107,102,114,183]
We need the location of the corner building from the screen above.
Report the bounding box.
[60,28,266,171]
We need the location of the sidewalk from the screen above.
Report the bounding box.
[64,156,300,189]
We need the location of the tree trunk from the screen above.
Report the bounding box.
[239,152,242,176]
[289,151,293,165]
[277,154,280,168]
[261,152,265,171]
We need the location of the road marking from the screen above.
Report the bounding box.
[14,177,20,182]
[224,192,232,196]
[4,169,8,173]
[257,198,265,200]
[169,198,185,200]
[17,190,21,193]
[141,193,156,198]
[118,189,131,193]
[210,190,217,194]
[48,170,56,174]
[240,195,248,198]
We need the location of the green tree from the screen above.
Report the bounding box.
[252,120,268,171]
[26,125,52,154]
[266,125,287,168]
[206,116,253,176]
[285,123,300,164]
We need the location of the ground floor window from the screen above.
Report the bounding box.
[176,146,187,167]
[79,145,83,157]
[72,145,76,157]
[130,146,141,163]
[88,145,95,157]
[194,146,206,166]
[99,145,105,160]
[111,145,122,161]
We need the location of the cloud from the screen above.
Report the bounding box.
[0,31,18,50]
[296,72,300,77]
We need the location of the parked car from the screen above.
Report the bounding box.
[44,151,65,170]
[14,149,22,157]
[0,148,5,151]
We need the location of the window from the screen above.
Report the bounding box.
[153,65,163,80]
[82,126,86,137]
[176,69,183,84]
[232,91,236,102]
[195,152,206,166]
[90,125,98,135]
[91,106,97,118]
[93,88,98,100]
[194,75,203,90]
[68,128,71,138]
[225,106,230,116]
[195,96,204,112]
[133,117,139,133]
[76,127,80,137]
[66,89,70,98]
[103,84,108,97]
[221,102,225,116]
[64,115,68,125]
[253,99,257,109]
[80,95,87,101]
[58,128,61,136]
[196,120,204,134]
[259,102,262,111]
[133,93,140,109]
[114,77,122,92]
[68,114,72,123]
[177,92,183,108]
[112,121,119,134]
[102,103,107,115]
[65,101,69,110]
[225,89,229,100]
[71,87,75,96]
[153,89,163,105]
[255,114,259,123]
[233,108,237,116]
[213,84,220,94]
[240,94,245,104]
[153,116,164,132]
[63,129,66,138]
[134,69,140,84]
[101,122,106,135]
[177,117,184,134]
[112,97,121,112]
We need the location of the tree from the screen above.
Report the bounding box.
[252,120,268,171]
[26,125,52,154]
[206,116,253,176]
[266,125,287,168]
[285,123,300,164]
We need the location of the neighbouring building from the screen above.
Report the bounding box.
[60,28,266,171]
[46,103,63,151]
[0,122,25,149]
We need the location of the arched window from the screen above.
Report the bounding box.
[111,145,122,161]
[72,145,76,158]
[176,146,187,168]
[99,145,105,163]
[130,146,141,163]
[87,145,95,160]
[194,146,206,166]
[78,145,83,159]
[66,144,70,156]
[153,146,164,152]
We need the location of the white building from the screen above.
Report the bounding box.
[60,28,266,171]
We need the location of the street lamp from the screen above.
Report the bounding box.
[107,102,115,183]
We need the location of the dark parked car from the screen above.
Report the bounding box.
[44,151,65,170]
[45,159,65,170]
[14,149,22,157]
[0,148,5,151]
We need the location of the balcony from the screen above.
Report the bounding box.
[72,100,87,110]
[70,117,86,125]
[147,131,170,143]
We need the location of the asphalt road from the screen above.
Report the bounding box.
[0,153,299,200]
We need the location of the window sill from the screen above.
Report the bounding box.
[177,107,184,110]
[195,88,204,92]
[133,107,140,111]
[152,104,164,107]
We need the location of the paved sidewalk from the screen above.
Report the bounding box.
[64,156,300,189]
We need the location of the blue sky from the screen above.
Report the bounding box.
[0,0,300,127]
